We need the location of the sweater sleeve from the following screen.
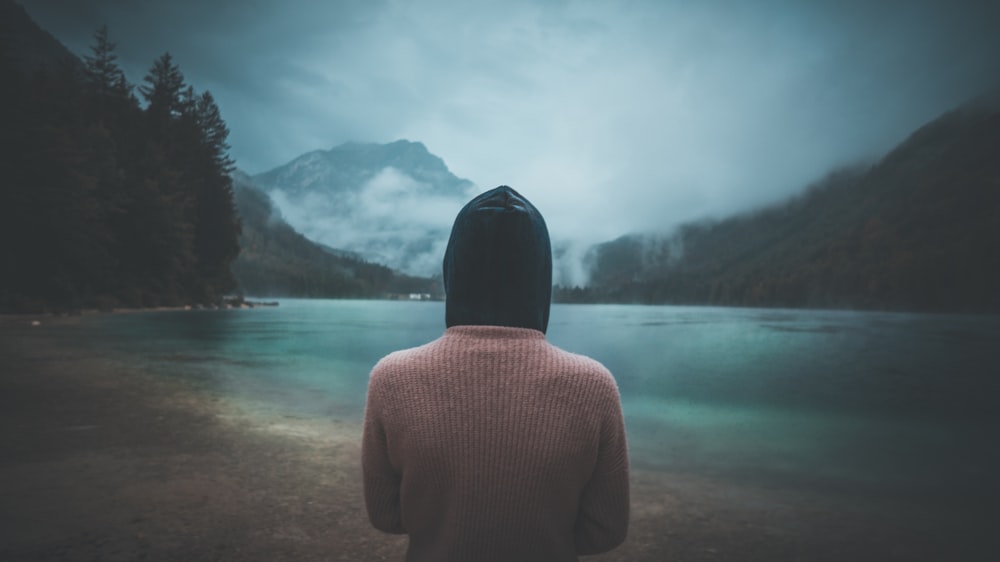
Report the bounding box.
[575,377,630,554]
[361,371,406,534]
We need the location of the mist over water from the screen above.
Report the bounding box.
[74,301,1000,504]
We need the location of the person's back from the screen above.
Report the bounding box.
[362,186,629,561]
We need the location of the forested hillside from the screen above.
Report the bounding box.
[0,4,240,312]
[231,173,439,298]
[0,3,439,310]
[567,94,1000,313]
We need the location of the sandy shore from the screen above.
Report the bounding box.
[0,315,992,561]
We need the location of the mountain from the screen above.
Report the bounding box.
[254,139,472,197]
[571,92,1000,314]
[231,172,440,298]
[251,140,475,276]
[0,0,81,76]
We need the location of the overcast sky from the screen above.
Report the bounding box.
[20,0,1000,244]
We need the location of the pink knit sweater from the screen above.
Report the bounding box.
[362,325,629,561]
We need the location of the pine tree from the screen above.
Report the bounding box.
[190,90,240,299]
[1,20,250,310]
[83,25,130,99]
[195,91,235,173]
[124,53,196,304]
[139,52,185,121]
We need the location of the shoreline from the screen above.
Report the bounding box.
[1,320,992,561]
[0,295,281,321]
[0,319,407,561]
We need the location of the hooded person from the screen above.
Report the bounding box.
[362,186,630,561]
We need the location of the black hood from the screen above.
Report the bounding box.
[443,186,552,333]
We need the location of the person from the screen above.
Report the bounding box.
[362,186,629,561]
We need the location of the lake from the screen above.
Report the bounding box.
[67,300,1000,516]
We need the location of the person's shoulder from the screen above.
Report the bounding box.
[369,338,441,379]
[544,343,619,388]
[545,342,611,373]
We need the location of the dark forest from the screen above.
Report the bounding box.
[1,23,241,313]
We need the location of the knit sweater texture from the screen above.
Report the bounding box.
[362,325,630,561]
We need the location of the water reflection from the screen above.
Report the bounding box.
[78,301,1000,504]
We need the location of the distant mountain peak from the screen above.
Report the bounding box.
[250,140,475,276]
[340,138,426,150]
[254,139,469,195]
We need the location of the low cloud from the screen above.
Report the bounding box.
[269,166,473,276]
[21,0,1000,249]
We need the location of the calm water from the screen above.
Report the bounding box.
[68,300,1000,505]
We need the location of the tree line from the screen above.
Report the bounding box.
[1,26,241,312]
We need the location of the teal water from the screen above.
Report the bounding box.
[70,300,1000,505]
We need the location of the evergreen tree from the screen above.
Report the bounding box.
[139,52,185,122]
[195,91,235,173]
[189,90,240,299]
[82,25,130,99]
[124,53,196,304]
[1,20,247,311]
[1,52,118,310]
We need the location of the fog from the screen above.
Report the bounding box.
[22,0,1000,248]
[269,165,476,275]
